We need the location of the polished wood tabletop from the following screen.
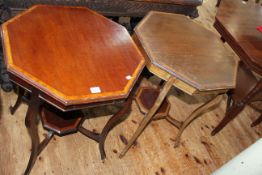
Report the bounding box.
[215,0,262,75]
[2,5,145,108]
[2,5,145,174]
[135,11,237,92]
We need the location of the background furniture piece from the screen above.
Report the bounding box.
[119,11,237,157]
[4,0,202,18]
[2,5,145,174]
[212,0,262,135]
[0,2,12,91]
[212,63,262,135]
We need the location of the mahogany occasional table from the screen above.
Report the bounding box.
[1,5,145,174]
[212,0,262,134]
[120,11,237,157]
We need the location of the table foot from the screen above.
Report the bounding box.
[79,96,132,160]
[10,87,25,115]
[119,77,176,158]
[173,94,223,148]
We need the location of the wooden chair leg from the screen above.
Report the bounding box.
[10,87,25,115]
[212,80,262,135]
[251,114,262,127]
[119,77,176,158]
[173,94,223,147]
[24,92,41,175]
[211,102,244,136]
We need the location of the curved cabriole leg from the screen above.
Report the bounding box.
[10,87,25,115]
[24,92,41,175]
[174,94,223,147]
[99,96,133,160]
[119,77,176,158]
[78,96,133,160]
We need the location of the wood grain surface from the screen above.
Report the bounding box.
[0,1,261,175]
[215,0,262,75]
[2,5,145,106]
[135,11,237,91]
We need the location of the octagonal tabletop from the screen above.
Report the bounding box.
[135,11,237,92]
[2,5,145,106]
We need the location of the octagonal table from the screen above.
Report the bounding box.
[1,5,145,174]
[120,11,237,157]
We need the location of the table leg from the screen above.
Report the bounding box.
[173,94,223,147]
[99,95,133,160]
[119,77,176,158]
[10,87,25,115]
[24,92,41,175]
[79,95,133,160]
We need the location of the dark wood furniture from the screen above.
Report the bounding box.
[33,104,85,154]
[0,2,12,92]
[5,0,202,18]
[2,5,145,174]
[212,0,262,135]
[40,104,84,136]
[119,11,237,157]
